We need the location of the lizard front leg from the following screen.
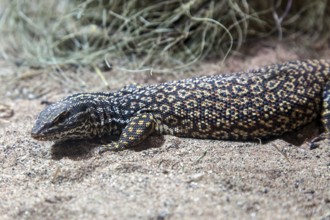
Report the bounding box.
[310,81,330,148]
[99,112,156,152]
[321,81,330,133]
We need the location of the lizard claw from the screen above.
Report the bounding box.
[308,132,329,149]
[98,142,124,154]
[98,146,110,155]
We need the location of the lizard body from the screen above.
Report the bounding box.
[31,59,330,150]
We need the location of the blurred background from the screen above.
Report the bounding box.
[1,0,329,76]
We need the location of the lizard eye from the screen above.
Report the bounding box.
[53,111,70,125]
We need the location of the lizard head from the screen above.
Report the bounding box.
[31,94,102,141]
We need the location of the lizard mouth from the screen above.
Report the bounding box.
[31,132,62,141]
[31,125,53,141]
[31,131,48,140]
[31,125,44,140]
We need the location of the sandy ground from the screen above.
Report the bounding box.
[0,42,329,220]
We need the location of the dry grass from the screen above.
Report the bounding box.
[0,0,329,72]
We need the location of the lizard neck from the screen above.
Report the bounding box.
[84,90,151,137]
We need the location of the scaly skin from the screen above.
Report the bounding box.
[31,59,330,150]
